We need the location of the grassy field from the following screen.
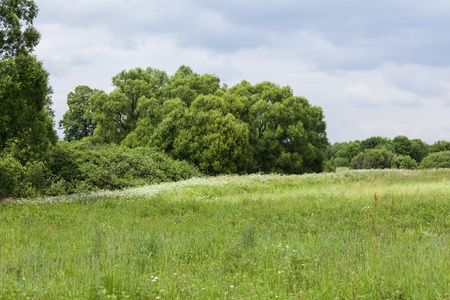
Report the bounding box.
[1,169,449,299]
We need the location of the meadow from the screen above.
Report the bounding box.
[0,169,449,299]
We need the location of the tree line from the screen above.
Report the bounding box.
[326,136,450,170]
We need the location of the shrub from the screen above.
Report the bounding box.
[323,159,336,173]
[0,156,24,199]
[1,139,203,199]
[334,157,350,167]
[420,151,450,169]
[390,154,418,170]
[352,148,394,169]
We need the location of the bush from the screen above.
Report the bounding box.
[390,154,418,170]
[352,148,394,169]
[334,157,350,167]
[420,151,450,169]
[1,139,203,199]
[0,156,24,199]
[323,159,336,173]
[69,142,201,191]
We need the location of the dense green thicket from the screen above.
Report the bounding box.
[0,139,201,199]
[352,148,393,169]
[60,67,328,175]
[326,136,450,170]
[419,151,450,169]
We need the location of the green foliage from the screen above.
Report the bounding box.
[0,54,57,160]
[90,67,167,144]
[328,141,361,166]
[390,154,418,170]
[392,136,429,163]
[88,68,328,175]
[392,135,412,156]
[164,65,221,106]
[358,136,393,153]
[0,140,201,199]
[429,140,450,153]
[419,151,450,169]
[352,148,394,169]
[49,140,201,192]
[334,157,350,167]
[229,81,328,174]
[327,137,433,170]
[323,158,336,172]
[0,0,40,58]
[58,85,98,142]
[172,109,252,174]
[0,155,23,198]
[409,139,429,163]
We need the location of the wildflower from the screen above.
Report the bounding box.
[230,285,234,288]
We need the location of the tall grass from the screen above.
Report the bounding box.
[1,169,449,299]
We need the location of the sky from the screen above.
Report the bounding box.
[33,0,450,144]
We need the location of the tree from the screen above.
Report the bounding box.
[359,136,393,152]
[59,85,98,142]
[390,154,418,169]
[169,94,252,174]
[90,67,167,144]
[0,0,40,58]
[230,81,328,173]
[163,65,221,106]
[392,135,412,156]
[0,54,57,160]
[334,141,361,166]
[429,140,450,153]
[0,0,56,161]
[352,148,393,169]
[420,151,450,169]
[409,139,429,163]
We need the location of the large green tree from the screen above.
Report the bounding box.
[230,81,328,173]
[0,0,40,58]
[59,85,98,142]
[89,67,172,144]
[0,0,56,160]
[0,54,56,160]
[163,65,221,106]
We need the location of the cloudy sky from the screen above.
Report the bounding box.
[33,0,450,144]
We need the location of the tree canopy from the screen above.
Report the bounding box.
[59,85,98,142]
[0,0,40,58]
[0,54,56,160]
[0,0,56,161]
[63,66,328,174]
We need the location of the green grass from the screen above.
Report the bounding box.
[1,169,449,299]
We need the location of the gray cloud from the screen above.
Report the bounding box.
[35,0,450,70]
[32,0,450,143]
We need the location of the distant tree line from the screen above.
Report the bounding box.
[326,136,450,170]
